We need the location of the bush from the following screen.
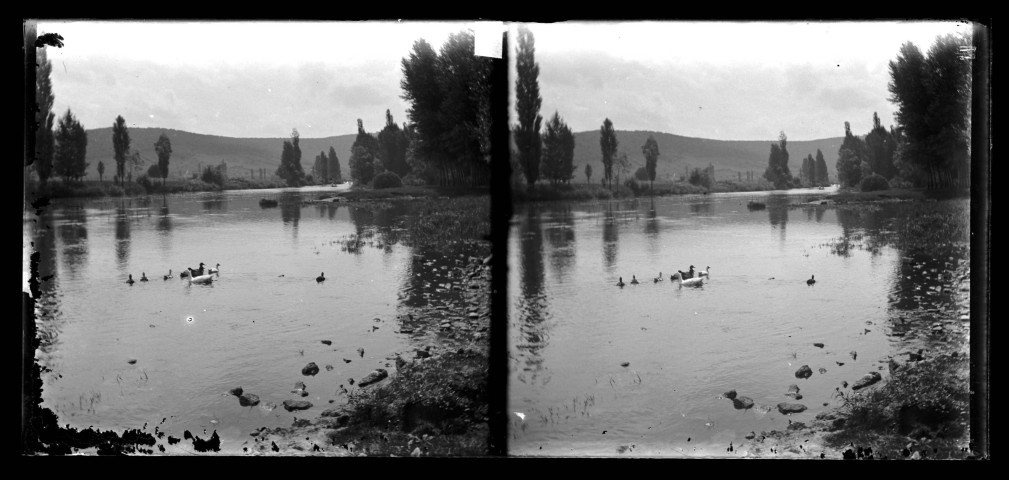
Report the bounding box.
[372,171,403,189]
[136,174,153,192]
[400,173,428,187]
[624,178,643,196]
[201,165,224,186]
[860,173,890,192]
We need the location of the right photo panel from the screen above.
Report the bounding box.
[506,21,980,458]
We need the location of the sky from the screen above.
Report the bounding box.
[32,20,483,138]
[511,20,975,140]
[32,20,974,141]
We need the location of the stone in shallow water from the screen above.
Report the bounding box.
[795,365,813,379]
[302,362,320,376]
[777,403,807,415]
[283,399,313,411]
[229,387,243,396]
[851,371,882,391]
[732,396,754,410]
[358,369,388,387]
[724,389,737,400]
[239,393,260,407]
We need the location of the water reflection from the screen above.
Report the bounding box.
[688,197,713,215]
[114,201,131,270]
[279,192,302,238]
[765,194,789,247]
[545,205,575,282]
[57,203,89,278]
[200,195,227,212]
[602,203,618,272]
[517,205,549,385]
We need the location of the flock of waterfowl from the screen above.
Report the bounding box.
[617,266,817,288]
[127,263,329,286]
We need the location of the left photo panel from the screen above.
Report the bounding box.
[22,20,501,456]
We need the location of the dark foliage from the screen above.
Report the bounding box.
[372,171,403,189]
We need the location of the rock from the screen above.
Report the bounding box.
[732,396,754,410]
[795,365,813,379]
[321,340,332,345]
[813,343,824,348]
[294,381,306,390]
[787,384,800,395]
[818,367,827,374]
[357,348,365,358]
[325,364,334,371]
[238,393,260,407]
[302,362,320,376]
[282,399,313,411]
[229,387,243,396]
[620,362,630,367]
[724,389,737,400]
[777,403,807,415]
[415,349,431,359]
[851,371,882,391]
[787,421,807,431]
[358,369,389,387]
[128,359,137,365]
[745,431,755,440]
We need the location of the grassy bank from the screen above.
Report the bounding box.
[26,177,301,200]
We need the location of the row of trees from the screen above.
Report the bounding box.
[887,33,972,189]
[762,131,830,189]
[34,44,173,187]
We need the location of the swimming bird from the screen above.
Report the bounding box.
[678,265,696,279]
[187,269,213,285]
[163,269,172,280]
[630,275,639,285]
[807,275,816,286]
[316,272,325,283]
[208,263,220,274]
[140,272,149,282]
[127,274,135,285]
[180,268,191,278]
[672,271,704,287]
[654,272,663,283]
[196,263,207,276]
[616,277,626,287]
[698,266,711,277]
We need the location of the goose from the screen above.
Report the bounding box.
[616,277,626,288]
[163,269,173,280]
[316,272,325,283]
[653,272,663,283]
[140,272,149,282]
[127,274,135,285]
[672,271,704,287]
[806,275,816,286]
[187,268,214,285]
[698,266,711,277]
[208,263,220,274]
[630,275,639,285]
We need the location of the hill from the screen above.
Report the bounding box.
[81,127,357,181]
[571,130,843,184]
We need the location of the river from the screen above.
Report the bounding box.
[24,185,469,453]
[507,187,970,457]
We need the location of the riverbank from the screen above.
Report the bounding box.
[736,194,976,460]
[26,177,305,200]
[244,195,492,456]
[301,185,488,203]
[511,179,812,203]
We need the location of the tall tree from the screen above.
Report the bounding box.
[327,146,341,183]
[54,109,88,182]
[865,112,896,179]
[836,121,870,187]
[349,144,377,185]
[599,118,618,188]
[313,150,328,183]
[513,26,543,187]
[763,131,792,189]
[641,135,660,190]
[154,132,172,186]
[112,115,130,185]
[35,46,56,185]
[540,111,576,185]
[378,110,409,177]
[401,31,493,186]
[814,149,829,186]
[97,160,105,183]
[275,129,305,186]
[585,163,592,184]
[888,34,971,188]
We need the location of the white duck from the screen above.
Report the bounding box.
[672,271,704,287]
[163,269,173,280]
[208,263,221,274]
[187,268,214,285]
[697,266,711,277]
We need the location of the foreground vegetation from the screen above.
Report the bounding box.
[512,178,780,203]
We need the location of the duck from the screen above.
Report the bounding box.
[187,268,214,285]
[616,277,626,287]
[196,262,207,276]
[677,265,696,279]
[140,272,149,282]
[807,275,816,286]
[316,272,325,283]
[698,266,711,277]
[163,269,173,280]
[127,274,135,285]
[208,263,220,274]
[654,272,663,283]
[630,275,639,285]
[672,271,704,287]
[180,268,191,278]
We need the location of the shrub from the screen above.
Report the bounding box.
[624,178,643,196]
[372,171,403,190]
[400,173,427,187]
[201,165,224,186]
[136,174,153,192]
[860,173,890,192]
